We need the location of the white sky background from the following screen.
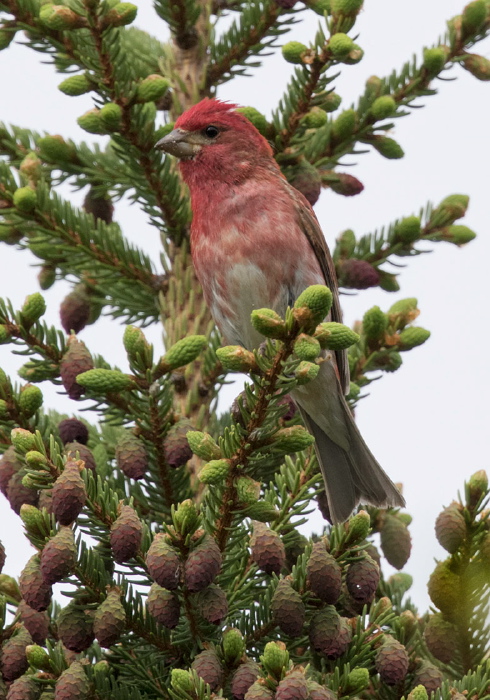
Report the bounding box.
[0,0,489,612]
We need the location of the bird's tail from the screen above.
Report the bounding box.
[298,397,405,524]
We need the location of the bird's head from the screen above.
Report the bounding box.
[156,99,273,185]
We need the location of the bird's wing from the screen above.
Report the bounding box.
[287,182,350,394]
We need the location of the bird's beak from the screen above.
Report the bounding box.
[156,129,199,159]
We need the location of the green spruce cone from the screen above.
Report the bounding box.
[275,670,309,700]
[17,601,49,645]
[76,368,134,393]
[0,625,32,681]
[58,74,92,96]
[184,534,222,592]
[307,680,337,700]
[103,2,138,28]
[19,555,52,612]
[223,628,245,665]
[271,578,305,637]
[398,327,430,350]
[173,499,200,537]
[408,687,429,700]
[51,461,86,525]
[393,215,421,243]
[54,660,89,700]
[115,432,148,480]
[362,306,388,341]
[370,95,396,120]
[306,540,342,603]
[345,554,380,604]
[282,41,308,64]
[60,337,94,401]
[294,285,333,328]
[13,187,37,214]
[21,294,46,327]
[146,534,181,590]
[380,515,412,570]
[237,107,270,136]
[423,46,449,75]
[427,560,459,615]
[110,505,143,563]
[135,74,170,103]
[186,431,221,461]
[57,603,94,652]
[196,583,228,625]
[99,103,122,131]
[423,613,459,663]
[411,661,444,694]
[19,384,43,417]
[58,419,89,446]
[159,335,207,372]
[40,526,76,585]
[294,334,321,361]
[375,637,409,685]
[65,442,96,472]
[346,668,370,693]
[434,504,466,553]
[191,649,223,692]
[93,588,126,647]
[147,583,180,629]
[6,674,40,700]
[163,419,193,468]
[231,662,261,700]
[270,426,315,454]
[7,471,39,514]
[26,643,51,671]
[309,607,351,659]
[38,135,75,162]
[250,308,287,339]
[250,522,285,575]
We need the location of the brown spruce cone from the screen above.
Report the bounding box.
[58,419,89,446]
[6,675,39,700]
[412,661,444,694]
[60,337,93,400]
[17,601,49,645]
[309,607,351,659]
[38,489,53,514]
[0,447,21,496]
[147,583,180,629]
[6,471,39,514]
[54,660,89,700]
[191,649,223,692]
[51,461,86,525]
[271,578,305,637]
[115,432,148,480]
[184,534,222,593]
[83,188,114,224]
[244,681,274,700]
[345,554,380,605]
[231,662,261,700]
[307,681,337,700]
[306,540,342,603]
[110,505,143,563]
[1,625,32,681]
[145,534,181,589]
[64,443,96,472]
[375,637,409,685]
[40,527,76,585]
[163,419,193,468]
[380,515,412,570]
[337,259,380,290]
[60,286,91,335]
[93,589,126,648]
[196,583,228,625]
[57,604,94,652]
[435,504,466,554]
[19,555,52,612]
[275,670,309,700]
[250,522,285,575]
[423,614,458,664]
[0,541,5,575]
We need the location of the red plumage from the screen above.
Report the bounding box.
[159,99,404,523]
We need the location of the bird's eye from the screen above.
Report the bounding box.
[204,125,220,139]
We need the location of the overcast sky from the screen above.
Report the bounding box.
[0,0,489,612]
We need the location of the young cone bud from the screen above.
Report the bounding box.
[216,346,258,373]
[163,419,193,468]
[38,135,75,162]
[306,540,342,603]
[76,368,134,393]
[191,649,223,691]
[294,285,333,327]
[13,187,37,214]
[408,687,429,700]
[362,306,387,341]
[40,526,76,585]
[136,75,170,103]
[435,504,466,553]
[94,588,126,647]
[398,327,430,350]
[184,534,222,592]
[223,628,246,665]
[60,337,94,400]
[394,216,421,243]
[314,322,359,350]
[54,660,89,700]
[20,293,46,328]
[370,95,396,120]
[58,419,89,445]
[51,461,86,525]
[328,33,354,58]
[100,103,122,131]
[58,74,92,96]
[423,46,449,75]
[294,334,321,361]
[196,583,228,624]
[231,662,261,700]
[461,53,490,80]
[236,107,270,136]
[375,637,409,685]
[26,643,51,670]
[270,426,315,454]
[19,555,52,611]
[110,505,143,563]
[158,335,207,372]
[250,308,287,339]
[102,2,138,28]
[250,523,285,575]
[146,534,181,589]
[380,515,412,570]
[271,578,305,637]
[1,626,32,681]
[19,152,42,182]
[282,41,308,64]
[147,583,180,628]
[423,613,459,663]
[187,431,221,461]
[346,554,380,604]
[57,603,94,652]
[173,499,200,536]
[115,432,148,479]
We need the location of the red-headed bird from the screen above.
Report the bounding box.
[157,99,404,523]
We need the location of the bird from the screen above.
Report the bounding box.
[157,98,405,523]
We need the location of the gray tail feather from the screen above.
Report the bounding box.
[300,403,405,524]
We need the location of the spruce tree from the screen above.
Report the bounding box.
[0,0,489,699]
